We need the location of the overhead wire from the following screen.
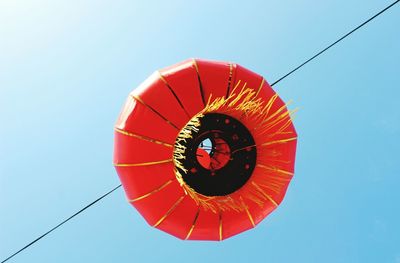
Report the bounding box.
[1,185,121,263]
[271,0,400,86]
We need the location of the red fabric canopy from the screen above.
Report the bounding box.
[114,59,297,240]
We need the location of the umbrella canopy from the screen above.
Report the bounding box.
[114,59,297,240]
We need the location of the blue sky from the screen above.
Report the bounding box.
[1,0,399,262]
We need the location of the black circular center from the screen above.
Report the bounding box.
[177,113,257,196]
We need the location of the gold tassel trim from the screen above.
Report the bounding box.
[173,114,203,174]
[254,78,265,98]
[172,81,296,213]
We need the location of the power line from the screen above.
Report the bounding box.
[2,1,400,262]
[1,184,122,263]
[270,0,400,86]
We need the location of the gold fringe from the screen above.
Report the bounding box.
[173,114,203,174]
[254,78,265,98]
[172,81,296,213]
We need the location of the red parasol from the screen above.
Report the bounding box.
[113,59,297,240]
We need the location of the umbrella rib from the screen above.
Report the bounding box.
[185,207,200,240]
[114,128,174,148]
[225,63,234,98]
[114,159,173,167]
[153,195,186,227]
[252,182,278,207]
[192,59,206,107]
[240,196,255,227]
[158,71,192,120]
[128,179,174,203]
[130,94,180,130]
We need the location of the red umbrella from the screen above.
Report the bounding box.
[113,59,297,240]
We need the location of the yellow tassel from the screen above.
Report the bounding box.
[171,81,297,213]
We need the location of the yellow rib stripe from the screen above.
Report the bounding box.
[192,59,206,107]
[158,71,191,119]
[128,180,173,203]
[114,128,173,148]
[252,182,278,207]
[219,211,223,241]
[153,195,185,227]
[226,63,234,97]
[114,159,172,167]
[130,94,179,130]
[185,207,200,240]
[240,196,255,227]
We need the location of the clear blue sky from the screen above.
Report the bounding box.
[1,1,399,262]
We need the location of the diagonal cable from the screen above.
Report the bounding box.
[1,185,121,263]
[271,0,400,86]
